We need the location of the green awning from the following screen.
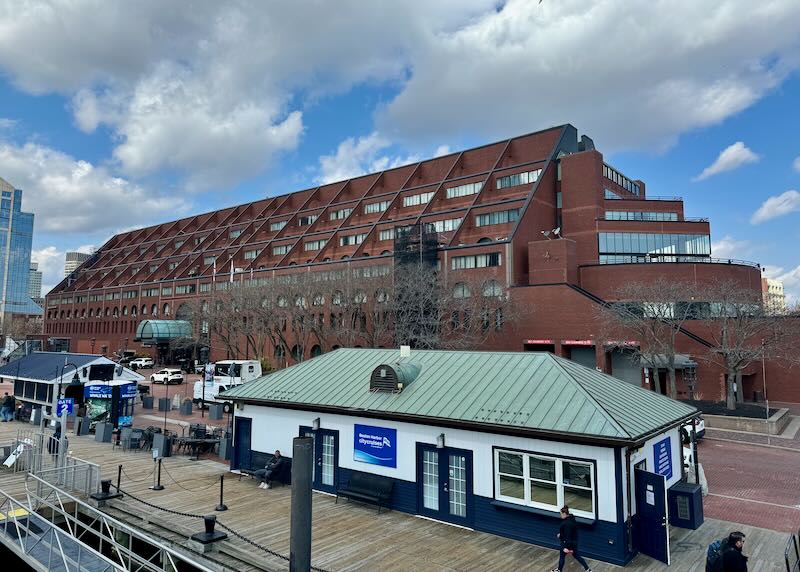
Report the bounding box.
[134,320,192,343]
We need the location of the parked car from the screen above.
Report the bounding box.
[130,357,154,369]
[681,416,705,440]
[150,368,184,385]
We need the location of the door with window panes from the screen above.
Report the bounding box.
[495,449,595,518]
[300,427,338,494]
[417,444,473,527]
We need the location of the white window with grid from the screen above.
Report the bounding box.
[449,454,467,517]
[364,200,391,214]
[330,208,353,221]
[304,239,327,251]
[378,228,395,241]
[403,191,435,207]
[446,181,483,199]
[244,249,261,260]
[273,244,290,255]
[339,233,367,246]
[322,434,335,486]
[426,218,462,233]
[270,220,287,231]
[496,169,542,190]
[422,450,439,510]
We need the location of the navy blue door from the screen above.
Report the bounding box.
[301,427,339,494]
[416,444,473,527]
[233,417,252,471]
[633,469,670,565]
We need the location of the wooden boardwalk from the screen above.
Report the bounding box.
[0,421,790,571]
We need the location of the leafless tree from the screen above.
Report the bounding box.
[700,280,799,410]
[596,280,700,399]
[6,316,43,338]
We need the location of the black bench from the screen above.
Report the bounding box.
[239,453,292,487]
[336,471,394,513]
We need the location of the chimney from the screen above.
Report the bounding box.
[400,345,411,358]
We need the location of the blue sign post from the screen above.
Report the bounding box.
[653,437,672,480]
[56,398,74,417]
[353,424,397,468]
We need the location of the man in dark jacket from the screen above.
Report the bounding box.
[722,531,748,572]
[255,450,285,489]
[551,506,592,572]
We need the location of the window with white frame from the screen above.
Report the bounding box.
[426,218,462,233]
[304,239,327,251]
[378,228,395,241]
[229,229,243,238]
[203,256,216,265]
[330,207,353,221]
[475,208,520,227]
[496,169,542,190]
[495,449,595,518]
[244,249,262,260]
[270,220,287,231]
[446,181,482,199]
[273,244,290,255]
[339,233,367,246]
[451,252,501,269]
[403,191,434,207]
[364,200,391,214]
[298,214,318,226]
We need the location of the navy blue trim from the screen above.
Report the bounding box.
[490,500,596,525]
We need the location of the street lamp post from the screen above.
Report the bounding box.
[90,338,96,354]
[56,362,80,471]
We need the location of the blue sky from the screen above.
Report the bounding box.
[0,1,798,300]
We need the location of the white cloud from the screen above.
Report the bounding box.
[711,235,752,259]
[762,264,784,279]
[693,142,760,181]
[793,156,800,173]
[0,141,190,234]
[434,145,452,158]
[30,246,64,296]
[775,265,800,305]
[0,118,16,130]
[316,132,419,184]
[750,189,800,224]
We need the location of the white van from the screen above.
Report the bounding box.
[192,360,262,411]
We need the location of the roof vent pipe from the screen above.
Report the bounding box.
[400,345,411,358]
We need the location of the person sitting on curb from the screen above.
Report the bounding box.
[255,450,284,489]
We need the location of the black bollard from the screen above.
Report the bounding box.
[190,513,227,544]
[290,436,313,572]
[150,458,164,491]
[215,475,228,511]
[101,479,112,495]
[90,478,122,501]
[116,464,122,492]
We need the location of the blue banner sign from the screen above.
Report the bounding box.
[85,383,138,399]
[354,424,397,468]
[653,437,672,480]
[56,398,74,417]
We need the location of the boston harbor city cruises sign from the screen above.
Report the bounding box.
[354,424,397,468]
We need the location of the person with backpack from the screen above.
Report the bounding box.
[706,531,748,572]
[551,505,593,572]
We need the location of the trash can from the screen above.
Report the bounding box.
[753,390,764,403]
[95,422,113,443]
[158,397,171,412]
[180,399,193,415]
[218,436,232,460]
[208,403,224,420]
[142,396,154,409]
[77,416,90,436]
[668,481,704,529]
[152,433,172,458]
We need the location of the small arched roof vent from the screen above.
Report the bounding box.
[370,362,421,393]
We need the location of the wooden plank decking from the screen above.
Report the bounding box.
[0,422,790,571]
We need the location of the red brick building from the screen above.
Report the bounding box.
[43,124,797,402]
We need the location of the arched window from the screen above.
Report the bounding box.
[112,307,119,318]
[163,303,170,316]
[331,345,341,351]
[176,303,190,320]
[477,237,493,244]
[361,252,370,257]
[104,307,110,317]
[294,295,307,309]
[141,304,148,315]
[312,293,325,306]
[289,261,297,266]
[277,296,288,308]
[81,309,86,318]
[96,307,102,317]
[131,305,137,317]
[381,250,391,256]
[274,345,285,359]
[88,309,94,318]
[291,345,303,362]
[353,290,367,304]
[151,304,158,316]
[341,255,350,260]
[482,280,503,298]
[453,282,471,299]
[323,257,331,262]
[375,288,389,304]
[310,345,322,358]
[122,306,129,316]
[332,290,343,306]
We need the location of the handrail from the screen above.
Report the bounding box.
[23,473,220,572]
[785,531,799,572]
[594,257,761,269]
[642,195,683,201]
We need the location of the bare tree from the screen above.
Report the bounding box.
[596,280,700,400]
[701,280,797,410]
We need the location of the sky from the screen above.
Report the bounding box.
[0,0,799,300]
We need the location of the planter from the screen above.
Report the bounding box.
[704,408,790,435]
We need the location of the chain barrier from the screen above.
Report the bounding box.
[121,465,156,483]
[117,487,332,572]
[159,462,221,493]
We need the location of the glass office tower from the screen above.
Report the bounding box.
[0,177,41,331]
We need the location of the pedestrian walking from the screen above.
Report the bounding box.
[0,392,13,421]
[551,505,592,572]
[722,531,748,572]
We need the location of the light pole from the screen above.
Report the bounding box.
[762,339,770,446]
[56,362,80,471]
[90,338,96,354]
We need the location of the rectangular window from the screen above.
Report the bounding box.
[270,220,287,232]
[244,249,262,260]
[199,283,211,292]
[273,244,290,255]
[149,265,159,273]
[494,449,595,518]
[451,252,501,269]
[161,287,172,296]
[174,239,185,249]
[475,209,520,227]
[403,191,434,207]
[194,236,206,245]
[304,239,327,251]
[229,229,243,239]
[603,163,641,196]
[330,207,353,221]
[298,215,318,226]
[175,284,196,295]
[496,169,542,190]
[122,290,138,299]
[168,262,178,270]
[604,211,678,221]
[426,218,462,233]
[142,288,159,297]
[446,181,483,199]
[339,233,367,247]
[598,232,711,263]
[203,256,216,265]
[378,229,395,241]
[364,200,391,214]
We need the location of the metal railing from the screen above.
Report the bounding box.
[0,490,119,572]
[35,456,100,498]
[596,256,761,268]
[787,530,799,572]
[23,473,220,572]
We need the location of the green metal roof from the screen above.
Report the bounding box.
[134,320,192,342]
[224,349,697,444]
